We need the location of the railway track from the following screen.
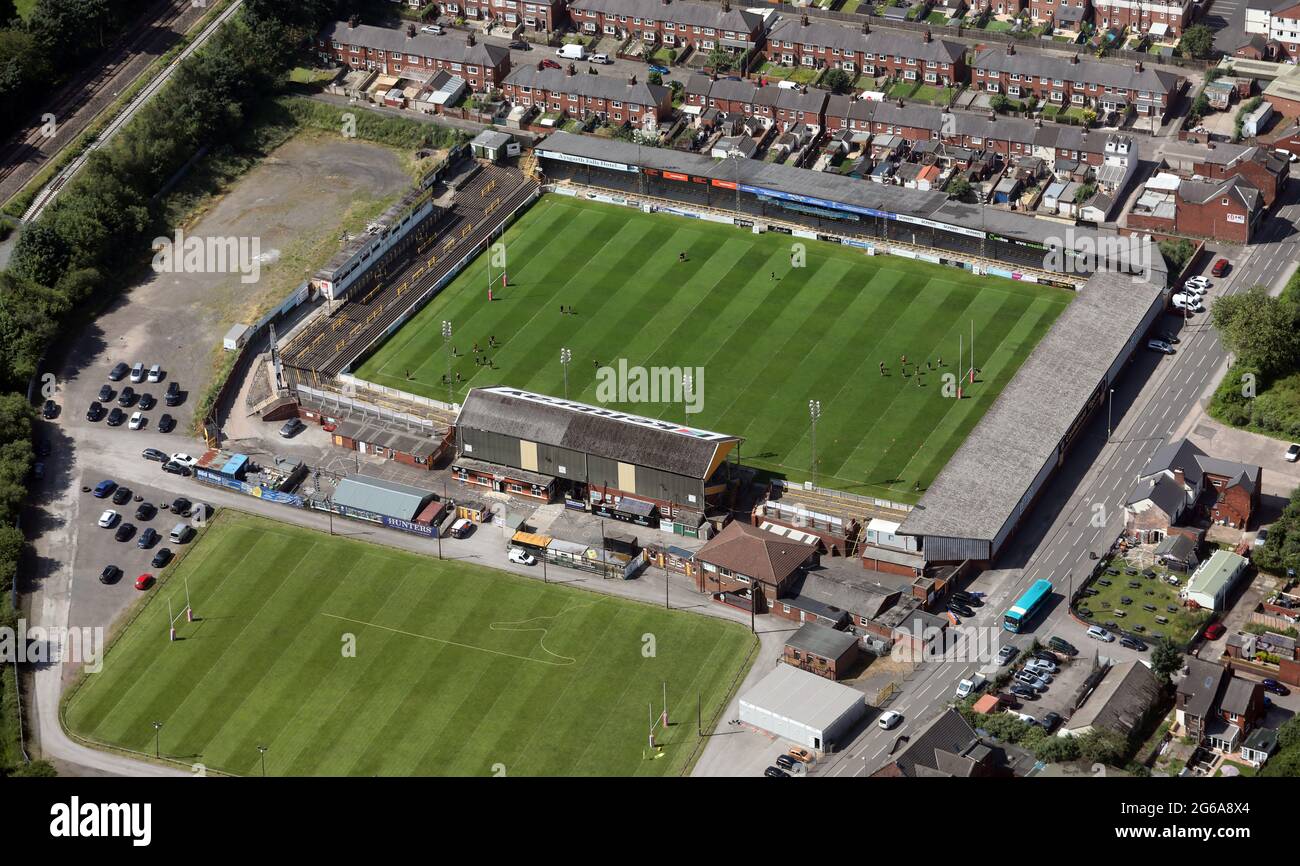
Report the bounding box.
[0,0,207,207]
[283,164,538,380]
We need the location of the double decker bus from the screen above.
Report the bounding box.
[1003,579,1053,633]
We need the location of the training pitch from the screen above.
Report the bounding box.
[356,196,1071,501]
[65,513,756,776]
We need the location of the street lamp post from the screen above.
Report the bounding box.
[808,400,822,476]
[152,721,163,759]
[441,320,453,404]
[257,744,268,777]
[560,347,572,400]
[1107,387,1115,442]
[682,372,692,418]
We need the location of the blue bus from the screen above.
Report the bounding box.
[1003,579,1053,633]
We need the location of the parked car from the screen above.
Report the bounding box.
[1120,635,1148,651]
[951,591,982,606]
[878,710,903,730]
[135,502,157,521]
[111,486,133,505]
[1185,275,1211,290]
[1147,338,1175,355]
[170,497,192,515]
[787,746,813,763]
[147,364,163,383]
[162,460,191,477]
[114,522,136,543]
[1032,650,1060,664]
[997,644,1019,666]
[1041,711,1062,733]
[1262,678,1290,696]
[1010,683,1038,700]
[118,386,136,407]
[1204,622,1226,640]
[1287,443,1300,463]
[41,399,58,419]
[1255,527,1270,548]
[107,407,126,426]
[32,462,45,481]
[134,573,154,591]
[1211,258,1230,277]
[540,58,561,69]
[97,384,114,402]
[165,381,182,406]
[1180,281,1207,296]
[139,393,156,411]
[450,518,474,538]
[142,447,169,463]
[1025,658,1058,675]
[507,547,536,566]
[109,362,130,381]
[763,766,790,778]
[97,509,120,528]
[99,565,122,585]
[86,401,105,422]
[1172,293,1205,313]
[1087,625,1115,642]
[137,527,159,549]
[774,754,797,771]
[1014,671,1048,691]
[92,479,118,498]
[128,411,146,431]
[158,413,176,433]
[647,63,669,75]
[508,40,530,50]
[130,362,146,383]
[1158,330,1181,344]
[151,548,173,569]
[947,602,975,618]
[279,418,306,439]
[591,53,611,64]
[170,453,198,468]
[421,24,443,34]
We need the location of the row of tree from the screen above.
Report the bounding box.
[1209,282,1300,438]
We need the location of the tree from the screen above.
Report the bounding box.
[1179,24,1214,60]
[1077,728,1128,766]
[1211,285,1300,378]
[648,71,662,86]
[1150,638,1185,683]
[823,68,852,95]
[1033,734,1081,763]
[947,176,974,202]
[989,94,1010,113]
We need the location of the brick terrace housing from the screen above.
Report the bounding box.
[1123,439,1263,539]
[684,74,828,131]
[1176,659,1266,754]
[318,21,511,91]
[1192,144,1290,208]
[1090,0,1194,37]
[971,45,1183,120]
[1176,175,1263,244]
[1028,0,1093,33]
[1245,0,1300,60]
[763,17,966,85]
[568,0,766,56]
[502,64,673,123]
[441,0,568,31]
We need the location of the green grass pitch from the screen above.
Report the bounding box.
[356,196,1072,502]
[65,513,756,776]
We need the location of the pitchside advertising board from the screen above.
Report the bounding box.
[195,469,304,507]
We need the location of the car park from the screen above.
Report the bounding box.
[107,407,126,426]
[135,502,157,521]
[162,460,191,477]
[134,573,154,591]
[1147,338,1175,355]
[1086,625,1114,642]
[98,384,114,402]
[507,547,536,566]
[128,411,146,431]
[151,548,173,569]
[158,414,176,433]
[1288,443,1300,463]
[97,509,120,528]
[142,448,169,463]
[86,401,105,422]
[878,710,903,730]
[92,479,118,498]
[99,565,122,585]
[114,522,136,543]
[109,362,130,381]
[137,527,159,549]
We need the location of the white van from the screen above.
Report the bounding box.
[556,43,586,60]
[169,523,194,544]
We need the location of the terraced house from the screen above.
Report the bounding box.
[763,17,966,85]
[684,74,828,132]
[971,46,1183,121]
[442,0,568,32]
[1090,0,1194,38]
[502,64,673,124]
[568,0,766,56]
[317,21,512,91]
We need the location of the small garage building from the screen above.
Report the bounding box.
[738,664,866,751]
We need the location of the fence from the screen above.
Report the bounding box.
[297,382,447,432]
[771,478,914,515]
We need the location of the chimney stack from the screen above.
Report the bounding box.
[801,13,809,26]
[1006,43,1015,56]
[1135,61,1143,73]
[924,29,932,43]
[537,60,545,71]
[407,23,416,38]
[1174,468,1186,489]
[722,0,731,10]
[467,32,476,46]
[567,62,576,76]
[1071,53,1079,64]
[629,73,637,85]
[348,14,359,28]
[862,22,871,34]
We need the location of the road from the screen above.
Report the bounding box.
[818,190,1300,778]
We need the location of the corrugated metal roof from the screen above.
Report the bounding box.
[332,474,436,520]
[739,664,863,733]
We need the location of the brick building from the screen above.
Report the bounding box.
[1192,144,1289,208]
[568,0,766,56]
[317,21,512,91]
[1245,0,1300,60]
[971,46,1183,121]
[1176,175,1264,244]
[1176,659,1267,754]
[502,64,673,124]
[442,0,568,31]
[692,519,818,610]
[763,17,966,85]
[783,622,860,680]
[1090,0,1194,37]
[684,74,828,132]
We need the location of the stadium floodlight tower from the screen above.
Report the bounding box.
[441,320,453,404]
[560,347,572,399]
[808,400,822,475]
